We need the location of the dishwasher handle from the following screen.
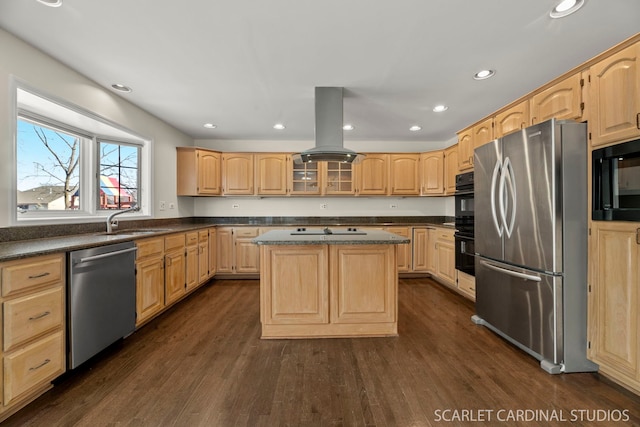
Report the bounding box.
[75,247,138,264]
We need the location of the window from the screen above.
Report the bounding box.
[14,86,150,223]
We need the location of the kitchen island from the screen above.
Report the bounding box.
[253,227,409,339]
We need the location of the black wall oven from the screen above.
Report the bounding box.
[455,172,475,276]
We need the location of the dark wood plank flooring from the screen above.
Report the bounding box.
[4,278,640,426]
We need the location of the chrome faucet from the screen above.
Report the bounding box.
[106,206,140,234]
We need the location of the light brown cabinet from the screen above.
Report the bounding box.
[385,226,411,272]
[207,228,217,278]
[531,71,586,125]
[176,147,221,196]
[216,227,260,275]
[255,153,288,195]
[324,161,355,195]
[197,230,209,284]
[185,232,199,292]
[456,270,476,300]
[473,118,494,150]
[457,129,474,171]
[0,254,66,415]
[135,237,165,326]
[222,153,254,195]
[411,227,429,272]
[420,151,444,195]
[389,154,420,195]
[164,234,186,305]
[435,228,455,287]
[494,100,529,138]
[355,154,388,195]
[588,221,640,394]
[288,159,322,195]
[590,41,640,147]
[444,145,459,195]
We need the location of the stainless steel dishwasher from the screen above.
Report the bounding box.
[68,241,137,369]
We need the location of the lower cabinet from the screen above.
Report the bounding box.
[385,226,411,272]
[216,227,261,275]
[0,254,66,420]
[456,270,476,300]
[164,234,186,305]
[135,238,165,326]
[435,228,456,287]
[260,244,397,338]
[588,221,640,394]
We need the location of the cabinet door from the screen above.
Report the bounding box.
[165,250,185,304]
[256,153,288,195]
[324,161,354,194]
[436,240,456,286]
[208,228,216,277]
[589,222,639,380]
[136,256,165,325]
[426,228,437,274]
[261,245,329,325]
[197,150,221,195]
[356,154,388,195]
[444,145,458,195]
[222,153,254,195]
[420,151,444,195]
[457,270,476,300]
[457,129,474,171]
[531,72,584,124]
[473,118,494,149]
[412,228,428,272]
[495,100,529,138]
[385,227,411,272]
[235,238,260,273]
[216,228,234,273]
[330,245,396,324]
[389,154,420,195]
[185,245,198,292]
[591,42,640,147]
[288,158,322,195]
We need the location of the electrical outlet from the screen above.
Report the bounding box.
[390,204,398,209]
[169,202,175,210]
[232,203,240,209]
[320,203,328,209]
[159,201,166,210]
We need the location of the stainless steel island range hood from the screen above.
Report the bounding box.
[292,87,365,164]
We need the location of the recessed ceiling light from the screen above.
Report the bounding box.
[273,123,285,130]
[36,0,62,7]
[473,70,495,80]
[409,125,422,132]
[550,0,585,18]
[343,124,354,131]
[433,105,448,113]
[111,84,132,93]
[203,123,217,129]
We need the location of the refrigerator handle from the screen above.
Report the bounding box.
[503,157,517,238]
[480,260,542,282]
[490,160,503,237]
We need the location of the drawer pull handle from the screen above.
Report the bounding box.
[636,228,640,245]
[28,272,50,279]
[29,359,51,371]
[29,311,51,321]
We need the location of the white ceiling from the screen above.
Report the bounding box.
[1,1,639,144]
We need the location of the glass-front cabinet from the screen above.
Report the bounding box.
[324,161,354,195]
[289,160,322,195]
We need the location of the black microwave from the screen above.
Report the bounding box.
[593,138,640,221]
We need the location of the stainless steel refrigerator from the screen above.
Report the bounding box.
[472,118,598,374]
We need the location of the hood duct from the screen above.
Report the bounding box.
[292,87,365,164]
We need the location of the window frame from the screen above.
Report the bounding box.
[12,84,152,225]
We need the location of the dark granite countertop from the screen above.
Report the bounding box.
[0,216,455,262]
[253,228,411,245]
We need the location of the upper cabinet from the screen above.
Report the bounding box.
[389,154,420,195]
[356,154,389,196]
[531,71,586,125]
[458,117,493,171]
[288,157,322,195]
[255,153,288,195]
[590,41,640,147]
[420,150,444,195]
[176,148,221,196]
[222,153,254,195]
[494,100,529,139]
[444,145,458,195]
[324,161,355,195]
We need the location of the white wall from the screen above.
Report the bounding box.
[0,29,194,227]
[194,137,457,218]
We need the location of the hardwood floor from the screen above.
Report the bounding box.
[4,278,640,426]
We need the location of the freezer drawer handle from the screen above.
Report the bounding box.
[480,261,542,282]
[75,247,138,264]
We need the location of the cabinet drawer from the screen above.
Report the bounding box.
[4,330,65,406]
[4,287,64,352]
[198,230,209,243]
[1,255,63,297]
[185,231,199,246]
[436,229,454,242]
[136,238,164,259]
[235,228,259,238]
[165,233,185,251]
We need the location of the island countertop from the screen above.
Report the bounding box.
[252,227,410,245]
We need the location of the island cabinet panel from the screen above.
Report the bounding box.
[330,245,396,324]
[261,245,329,325]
